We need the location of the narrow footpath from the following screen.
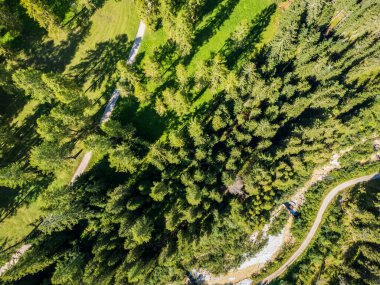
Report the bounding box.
[71,21,146,183]
[0,21,146,277]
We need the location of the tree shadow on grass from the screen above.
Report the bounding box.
[0,183,43,224]
[25,0,115,73]
[2,104,47,165]
[198,0,226,23]
[193,0,240,51]
[0,87,27,124]
[222,3,277,67]
[112,97,166,142]
[27,18,92,73]
[181,0,240,65]
[69,34,132,91]
[0,187,18,212]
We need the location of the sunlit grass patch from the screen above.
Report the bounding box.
[0,198,43,248]
[68,0,139,70]
[11,99,40,128]
[187,0,271,73]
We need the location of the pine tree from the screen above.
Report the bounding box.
[20,0,66,39]
[13,68,54,103]
[0,162,36,188]
[108,144,140,173]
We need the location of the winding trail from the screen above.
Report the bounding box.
[259,172,380,284]
[0,245,31,276]
[70,21,146,183]
[0,21,146,277]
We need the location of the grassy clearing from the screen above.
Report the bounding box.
[139,28,167,62]
[68,0,139,69]
[0,1,140,246]
[0,198,42,248]
[60,0,140,180]
[189,0,277,113]
[67,0,139,102]
[125,0,279,146]
[187,0,271,72]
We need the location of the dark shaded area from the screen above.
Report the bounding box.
[0,184,42,224]
[0,87,27,124]
[198,0,226,22]
[151,41,178,68]
[69,34,132,91]
[46,0,74,20]
[222,3,277,67]
[0,187,18,210]
[10,267,54,285]
[26,18,92,73]
[1,104,46,166]
[113,97,166,142]
[2,0,46,52]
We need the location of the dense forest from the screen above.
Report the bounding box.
[0,0,380,284]
[277,180,380,285]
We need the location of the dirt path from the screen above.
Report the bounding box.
[260,172,380,284]
[70,21,146,182]
[0,245,31,276]
[209,150,350,284]
[70,151,93,183]
[0,21,146,278]
[206,141,378,284]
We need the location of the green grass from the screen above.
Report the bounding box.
[68,0,139,69]
[259,6,280,47]
[188,0,277,115]
[187,0,272,72]
[139,28,168,62]
[138,0,276,111]
[67,0,140,101]
[0,198,43,248]
[132,0,279,144]
[60,0,140,177]
[11,99,40,128]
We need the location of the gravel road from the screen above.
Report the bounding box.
[260,172,380,284]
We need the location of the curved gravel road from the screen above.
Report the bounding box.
[260,172,380,284]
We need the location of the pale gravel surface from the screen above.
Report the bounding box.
[238,229,286,270]
[252,149,351,245]
[0,245,31,276]
[205,148,359,284]
[207,171,380,284]
[70,151,93,183]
